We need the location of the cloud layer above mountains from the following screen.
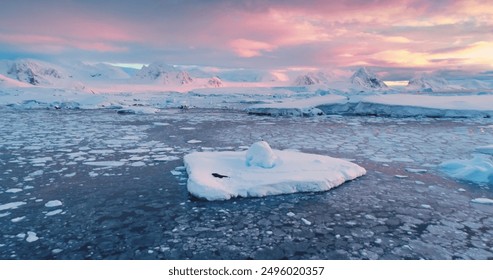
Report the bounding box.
[1,0,492,75]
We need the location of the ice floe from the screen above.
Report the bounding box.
[44,200,62,207]
[471,198,493,204]
[0,202,27,211]
[184,141,366,200]
[26,231,38,242]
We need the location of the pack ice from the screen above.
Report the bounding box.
[184,141,366,201]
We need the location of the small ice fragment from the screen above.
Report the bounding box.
[46,209,63,216]
[458,188,466,192]
[6,188,23,193]
[187,139,202,144]
[421,204,432,209]
[471,198,493,204]
[171,170,181,176]
[405,168,427,173]
[45,200,62,208]
[0,202,26,211]
[11,216,25,223]
[301,218,312,225]
[52,249,63,254]
[130,161,146,167]
[395,175,408,179]
[287,212,296,217]
[26,231,38,242]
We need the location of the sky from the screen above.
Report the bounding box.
[0,0,492,79]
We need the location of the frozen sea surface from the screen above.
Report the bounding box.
[0,108,492,260]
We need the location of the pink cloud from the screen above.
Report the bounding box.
[0,0,491,72]
[229,39,276,57]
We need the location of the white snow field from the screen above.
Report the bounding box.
[184,141,366,200]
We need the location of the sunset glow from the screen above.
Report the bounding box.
[1,0,492,77]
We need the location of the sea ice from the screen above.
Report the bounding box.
[184,141,366,200]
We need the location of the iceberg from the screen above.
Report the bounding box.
[184,141,366,200]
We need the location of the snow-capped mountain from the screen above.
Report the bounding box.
[134,62,193,85]
[207,76,223,88]
[293,72,329,86]
[406,74,450,92]
[0,73,32,88]
[4,59,65,86]
[64,62,131,80]
[350,67,387,89]
[216,69,280,83]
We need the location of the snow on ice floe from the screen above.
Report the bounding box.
[440,155,493,184]
[184,141,366,201]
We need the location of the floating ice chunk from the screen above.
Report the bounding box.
[287,212,296,217]
[11,216,25,222]
[405,168,427,174]
[245,141,277,169]
[440,155,493,184]
[26,231,38,242]
[30,157,52,164]
[83,161,125,167]
[88,149,115,155]
[122,148,150,153]
[187,139,202,144]
[180,127,195,130]
[46,209,63,216]
[471,198,493,204]
[130,161,146,167]
[184,146,366,201]
[6,188,23,193]
[395,175,408,179]
[45,200,62,207]
[301,218,312,226]
[153,122,170,126]
[170,170,182,176]
[0,202,26,211]
[154,156,180,162]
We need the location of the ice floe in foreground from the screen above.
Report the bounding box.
[184,141,366,200]
[440,155,493,185]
